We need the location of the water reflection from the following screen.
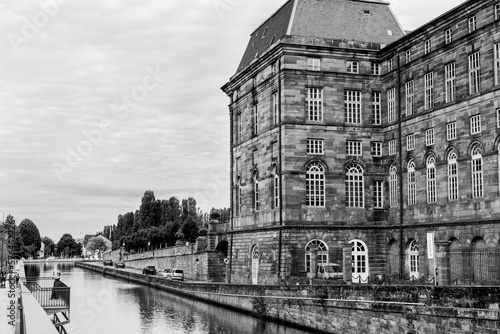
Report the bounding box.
[24,263,318,334]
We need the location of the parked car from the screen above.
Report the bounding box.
[317,263,343,280]
[166,268,184,281]
[142,266,157,275]
[114,261,125,268]
[103,260,113,266]
[160,268,172,277]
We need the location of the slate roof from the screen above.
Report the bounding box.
[236,0,405,73]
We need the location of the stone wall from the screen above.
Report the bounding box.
[103,242,227,282]
[76,262,500,334]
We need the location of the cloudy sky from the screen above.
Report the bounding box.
[0,0,465,241]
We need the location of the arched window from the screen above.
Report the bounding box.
[448,151,458,201]
[253,172,260,211]
[305,239,328,273]
[471,145,483,198]
[426,156,436,203]
[408,240,419,279]
[407,160,416,205]
[306,162,325,207]
[350,239,369,283]
[345,163,364,207]
[389,164,398,207]
[273,167,279,209]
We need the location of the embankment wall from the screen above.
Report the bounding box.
[75,261,500,334]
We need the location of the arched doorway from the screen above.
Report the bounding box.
[387,239,399,276]
[350,239,369,283]
[408,239,419,279]
[251,245,259,285]
[305,239,328,277]
[471,237,486,283]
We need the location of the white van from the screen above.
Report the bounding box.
[317,263,343,280]
[167,269,184,281]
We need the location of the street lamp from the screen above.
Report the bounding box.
[148,241,150,252]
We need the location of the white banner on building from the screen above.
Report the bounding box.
[427,232,435,259]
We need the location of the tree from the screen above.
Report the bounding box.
[56,234,77,258]
[19,219,42,257]
[86,237,110,258]
[42,237,54,257]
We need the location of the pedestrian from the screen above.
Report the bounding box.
[50,272,62,300]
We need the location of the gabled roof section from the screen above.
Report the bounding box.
[236,0,405,74]
[237,0,295,72]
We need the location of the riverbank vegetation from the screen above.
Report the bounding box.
[99,190,229,252]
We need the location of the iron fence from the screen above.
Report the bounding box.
[450,248,500,285]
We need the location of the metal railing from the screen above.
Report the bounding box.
[450,249,500,285]
[23,277,70,309]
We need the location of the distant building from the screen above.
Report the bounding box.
[221,0,500,285]
[83,234,111,259]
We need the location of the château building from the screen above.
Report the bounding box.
[221,0,500,285]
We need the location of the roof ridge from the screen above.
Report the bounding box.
[250,0,295,35]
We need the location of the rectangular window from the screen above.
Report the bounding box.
[272,141,278,158]
[273,174,279,209]
[497,109,500,128]
[372,92,381,125]
[405,80,414,116]
[424,72,434,110]
[424,39,431,54]
[272,61,279,75]
[408,167,416,206]
[406,134,415,151]
[253,104,258,135]
[468,16,476,33]
[445,28,453,44]
[371,63,380,75]
[427,160,436,204]
[346,141,362,156]
[389,140,397,155]
[237,113,242,142]
[388,59,393,72]
[495,44,500,85]
[390,168,398,208]
[406,49,412,63]
[373,180,384,209]
[445,62,456,103]
[470,114,481,135]
[307,58,320,71]
[425,128,434,146]
[472,154,483,198]
[254,181,260,211]
[272,92,279,125]
[307,139,324,155]
[388,88,396,123]
[371,142,382,157]
[307,88,323,122]
[496,4,500,20]
[469,52,481,94]
[346,61,359,73]
[344,91,362,124]
[447,122,457,141]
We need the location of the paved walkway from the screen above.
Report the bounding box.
[0,274,18,334]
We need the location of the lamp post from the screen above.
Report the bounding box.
[148,241,150,252]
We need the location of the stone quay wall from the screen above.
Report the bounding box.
[76,261,500,334]
[102,242,226,282]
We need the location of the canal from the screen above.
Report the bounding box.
[24,263,319,334]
